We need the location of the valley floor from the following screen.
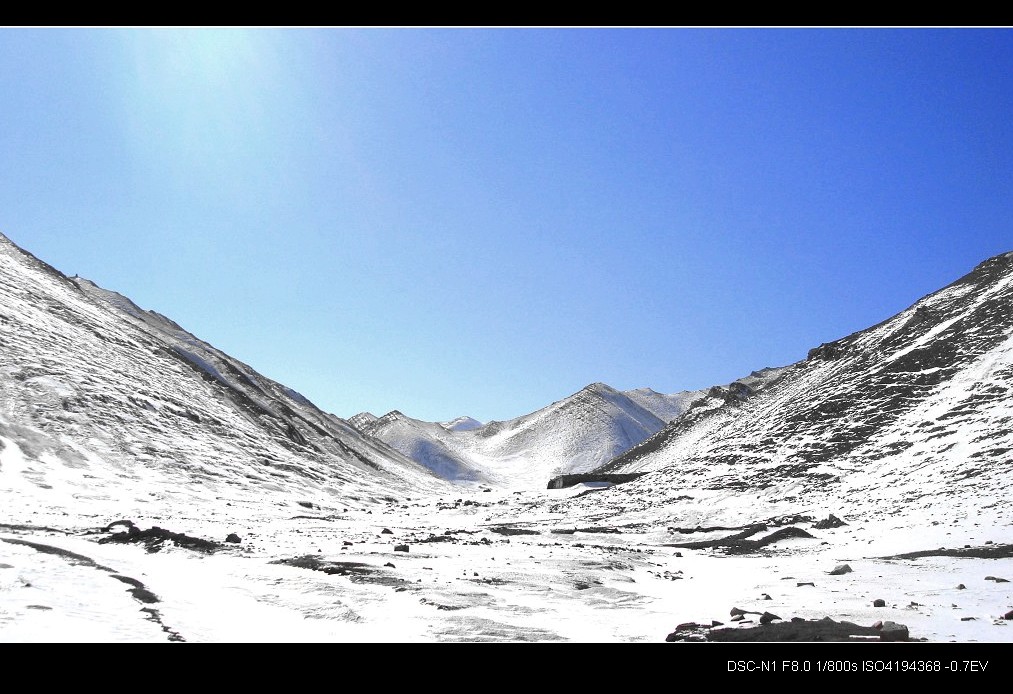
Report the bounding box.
[2,482,1012,644]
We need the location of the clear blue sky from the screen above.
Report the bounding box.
[2,28,1012,423]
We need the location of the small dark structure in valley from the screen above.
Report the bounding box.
[546,473,645,489]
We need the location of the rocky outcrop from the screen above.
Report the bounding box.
[666,616,912,642]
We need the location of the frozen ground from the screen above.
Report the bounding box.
[2,458,1010,643]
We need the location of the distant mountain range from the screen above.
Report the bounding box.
[348,372,783,488]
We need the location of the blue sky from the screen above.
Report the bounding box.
[2,28,1012,423]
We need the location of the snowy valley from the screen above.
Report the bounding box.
[1,232,1012,644]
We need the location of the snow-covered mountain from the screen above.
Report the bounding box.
[440,416,482,432]
[0,232,446,527]
[575,251,1013,528]
[350,375,782,488]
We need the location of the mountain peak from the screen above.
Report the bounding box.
[441,416,483,432]
[378,410,407,424]
[581,382,615,396]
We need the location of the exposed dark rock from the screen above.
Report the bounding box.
[877,621,909,641]
[986,576,1010,583]
[225,533,241,543]
[828,563,853,575]
[797,582,816,587]
[1004,610,1013,620]
[575,527,621,534]
[381,528,393,534]
[678,616,910,642]
[759,611,780,624]
[873,599,886,607]
[297,501,314,509]
[394,544,409,552]
[665,622,709,641]
[104,519,137,533]
[98,525,220,554]
[665,525,817,554]
[490,526,539,536]
[957,583,966,589]
[813,514,848,529]
[110,574,159,604]
[271,555,374,576]
[670,523,761,535]
[768,514,815,526]
[384,562,395,568]
[881,544,1013,560]
[807,340,845,361]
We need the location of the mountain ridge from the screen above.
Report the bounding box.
[567,248,1013,529]
[0,232,446,528]
[350,370,783,487]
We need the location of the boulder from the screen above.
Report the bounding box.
[877,621,909,641]
[813,514,847,529]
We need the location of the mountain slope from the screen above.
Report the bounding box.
[577,251,1013,526]
[352,376,782,488]
[0,233,445,526]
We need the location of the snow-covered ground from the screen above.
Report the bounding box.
[3,462,1010,643]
